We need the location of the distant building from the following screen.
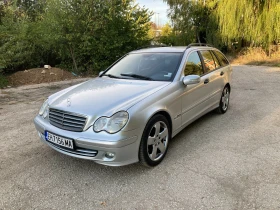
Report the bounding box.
[154,30,162,37]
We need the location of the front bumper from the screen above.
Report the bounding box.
[34,115,141,166]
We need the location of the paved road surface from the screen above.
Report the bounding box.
[1,66,280,209]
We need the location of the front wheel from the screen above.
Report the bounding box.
[216,86,230,114]
[139,115,170,167]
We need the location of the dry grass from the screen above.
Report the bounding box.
[230,47,280,67]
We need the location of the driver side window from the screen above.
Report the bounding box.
[184,51,204,76]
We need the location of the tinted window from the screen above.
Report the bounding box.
[213,51,229,66]
[184,52,203,76]
[105,53,182,81]
[210,51,221,68]
[200,50,216,73]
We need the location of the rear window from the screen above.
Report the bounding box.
[213,51,229,67]
[200,50,216,73]
[210,51,221,69]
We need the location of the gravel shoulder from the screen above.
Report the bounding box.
[1,66,280,209]
[0,78,89,106]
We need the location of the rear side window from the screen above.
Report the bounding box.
[200,50,216,73]
[210,51,221,69]
[184,51,204,76]
[213,51,229,67]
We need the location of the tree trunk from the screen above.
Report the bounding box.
[69,45,78,72]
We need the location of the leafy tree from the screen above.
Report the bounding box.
[158,23,175,45]
[15,0,46,21]
[164,0,280,50]
[0,0,60,71]
[0,0,152,74]
[45,0,152,73]
[218,0,280,48]
[164,0,219,45]
[161,23,172,37]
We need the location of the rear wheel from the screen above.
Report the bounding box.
[139,115,170,167]
[216,86,230,114]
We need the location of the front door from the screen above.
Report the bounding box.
[181,51,212,127]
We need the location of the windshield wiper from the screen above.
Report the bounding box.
[120,73,153,81]
[102,74,122,79]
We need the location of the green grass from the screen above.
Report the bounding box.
[0,74,9,89]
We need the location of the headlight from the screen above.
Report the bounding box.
[39,99,49,118]
[93,111,129,134]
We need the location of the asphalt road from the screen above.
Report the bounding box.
[1,65,280,210]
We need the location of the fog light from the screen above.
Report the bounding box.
[105,152,115,159]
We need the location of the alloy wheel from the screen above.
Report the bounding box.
[147,121,169,161]
[221,87,230,111]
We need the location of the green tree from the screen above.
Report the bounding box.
[164,0,219,45]
[164,0,280,50]
[0,0,59,71]
[0,0,152,73]
[42,0,152,73]
[158,23,175,45]
[161,23,172,36]
[218,0,280,48]
[16,0,46,21]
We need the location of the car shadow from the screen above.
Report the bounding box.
[169,111,218,148]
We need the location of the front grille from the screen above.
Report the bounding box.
[49,108,87,132]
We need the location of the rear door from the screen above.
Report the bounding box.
[212,50,232,84]
[198,50,225,107]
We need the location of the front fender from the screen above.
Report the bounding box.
[125,82,183,136]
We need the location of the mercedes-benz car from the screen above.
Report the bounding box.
[34,44,232,167]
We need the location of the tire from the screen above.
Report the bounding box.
[139,115,170,167]
[216,86,230,114]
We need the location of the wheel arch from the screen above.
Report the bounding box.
[225,83,231,92]
[138,110,173,167]
[149,110,173,137]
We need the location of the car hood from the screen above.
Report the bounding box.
[48,77,170,117]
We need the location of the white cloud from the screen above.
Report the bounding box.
[136,0,170,25]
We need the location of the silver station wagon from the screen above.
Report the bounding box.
[34,44,232,167]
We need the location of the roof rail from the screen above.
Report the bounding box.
[136,44,168,50]
[186,43,214,49]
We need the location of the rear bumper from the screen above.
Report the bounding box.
[34,115,141,166]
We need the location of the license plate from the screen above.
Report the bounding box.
[45,131,74,150]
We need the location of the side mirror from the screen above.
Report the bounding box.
[183,75,201,86]
[99,71,104,77]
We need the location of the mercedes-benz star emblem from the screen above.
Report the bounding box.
[67,98,71,107]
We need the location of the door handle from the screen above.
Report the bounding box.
[204,78,209,84]
[220,71,224,76]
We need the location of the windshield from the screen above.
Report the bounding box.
[103,53,183,81]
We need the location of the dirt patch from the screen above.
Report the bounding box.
[7,68,78,87]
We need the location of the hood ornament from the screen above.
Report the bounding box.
[67,98,71,107]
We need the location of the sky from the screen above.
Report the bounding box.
[136,0,170,26]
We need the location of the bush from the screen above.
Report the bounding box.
[0,74,8,88]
